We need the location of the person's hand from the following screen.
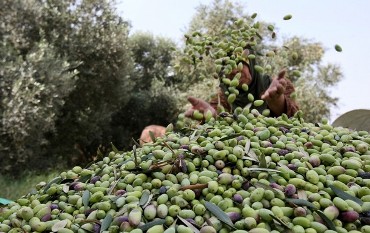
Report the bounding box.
[261,69,287,115]
[184,96,217,119]
[261,70,287,100]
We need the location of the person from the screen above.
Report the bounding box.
[140,49,299,144]
[185,49,299,119]
[139,125,166,145]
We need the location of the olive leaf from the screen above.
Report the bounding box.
[113,167,118,181]
[315,210,336,230]
[96,147,104,159]
[297,190,308,201]
[304,161,313,170]
[138,219,166,231]
[147,130,156,143]
[79,174,92,183]
[62,184,69,193]
[178,216,200,233]
[360,216,370,225]
[139,190,151,207]
[285,198,317,209]
[329,185,363,205]
[247,168,281,173]
[190,129,198,141]
[111,142,119,153]
[94,168,103,177]
[60,178,75,184]
[241,156,259,162]
[244,138,251,153]
[259,153,267,168]
[132,137,141,148]
[107,178,121,195]
[141,153,153,161]
[118,158,133,167]
[133,145,138,166]
[82,190,90,209]
[246,149,260,162]
[269,214,292,229]
[220,133,242,141]
[51,219,68,232]
[80,225,94,233]
[299,147,310,158]
[100,214,113,233]
[254,182,279,195]
[204,201,235,229]
[43,176,62,193]
[276,122,293,129]
[358,172,370,179]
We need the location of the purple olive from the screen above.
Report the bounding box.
[84,208,95,217]
[186,218,199,226]
[93,223,101,233]
[50,203,59,210]
[284,184,296,196]
[340,146,355,154]
[241,181,250,190]
[159,186,167,194]
[194,189,202,198]
[287,164,297,171]
[41,213,52,222]
[270,183,283,191]
[293,207,306,217]
[114,216,129,225]
[308,156,320,167]
[227,212,242,222]
[260,141,273,148]
[180,145,190,150]
[236,136,244,141]
[115,190,126,196]
[73,182,85,191]
[279,127,290,133]
[340,210,359,223]
[233,193,243,204]
[278,149,289,156]
[90,176,101,184]
[304,142,314,149]
[69,181,78,190]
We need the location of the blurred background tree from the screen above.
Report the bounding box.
[106,32,181,150]
[0,0,135,174]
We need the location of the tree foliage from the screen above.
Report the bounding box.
[129,32,177,89]
[107,33,181,150]
[0,42,78,171]
[0,0,135,174]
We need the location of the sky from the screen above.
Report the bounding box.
[116,0,370,122]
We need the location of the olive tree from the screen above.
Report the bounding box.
[107,32,181,150]
[0,0,134,174]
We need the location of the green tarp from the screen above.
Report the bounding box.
[0,197,13,205]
